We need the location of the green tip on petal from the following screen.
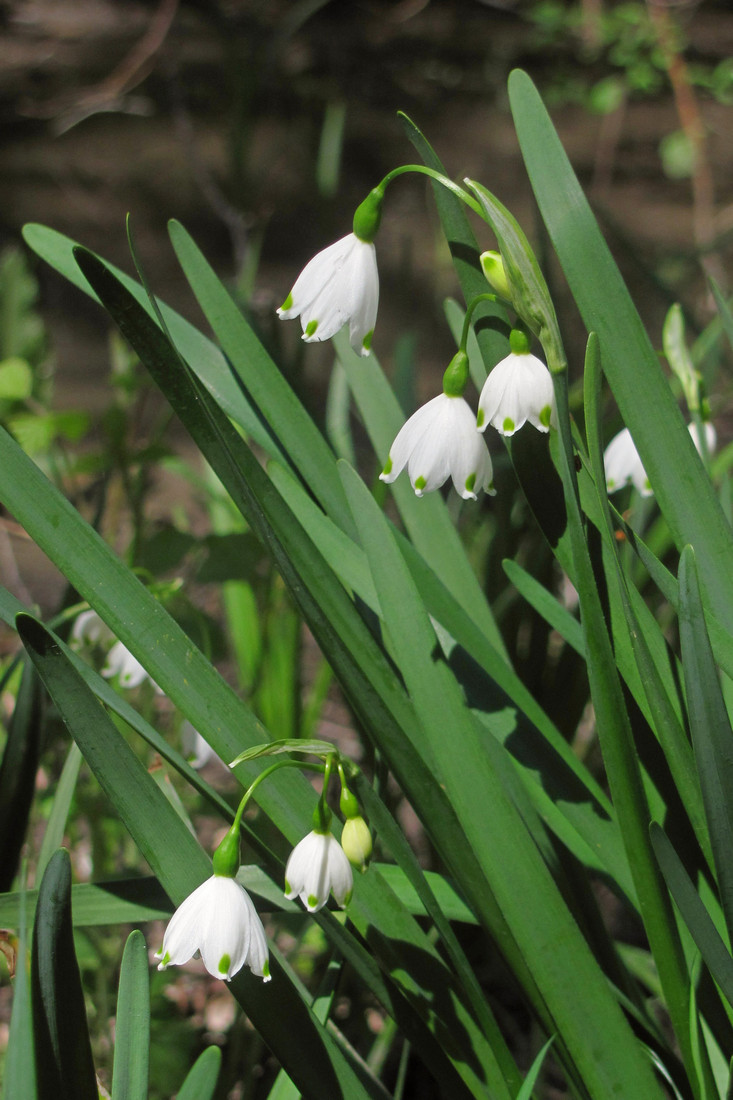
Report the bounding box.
[607,478,616,489]
[502,417,515,433]
[362,329,374,352]
[262,960,270,979]
[305,319,319,338]
[476,408,485,429]
[539,405,552,428]
[465,472,476,494]
[284,877,291,894]
[414,475,427,491]
[307,894,320,910]
[342,888,353,908]
[218,953,231,976]
[644,479,651,491]
[280,292,293,312]
[158,950,170,968]
[381,455,393,476]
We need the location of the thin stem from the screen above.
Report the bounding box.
[377,164,484,218]
[459,292,503,351]
[233,759,325,831]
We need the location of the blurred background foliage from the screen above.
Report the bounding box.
[0,1,732,1096]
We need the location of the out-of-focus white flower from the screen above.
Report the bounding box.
[380,393,494,499]
[70,609,115,650]
[156,875,270,982]
[285,830,354,913]
[102,640,163,693]
[277,234,379,357]
[688,420,717,457]
[604,421,716,497]
[181,720,223,770]
[604,427,651,497]
[477,351,554,437]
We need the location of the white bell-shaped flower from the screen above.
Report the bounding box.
[477,347,554,437]
[604,427,652,496]
[380,393,494,499]
[604,421,716,497]
[277,233,379,357]
[156,875,271,982]
[70,608,115,650]
[285,830,354,913]
[102,640,163,693]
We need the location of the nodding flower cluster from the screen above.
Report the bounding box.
[156,748,371,984]
[277,185,558,502]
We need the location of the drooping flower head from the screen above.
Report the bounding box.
[276,187,383,357]
[71,608,162,693]
[477,329,554,437]
[156,821,270,983]
[380,351,494,500]
[604,427,652,497]
[155,874,270,982]
[285,829,354,913]
[605,420,716,497]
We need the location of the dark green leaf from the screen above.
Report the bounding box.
[0,660,44,890]
[31,849,98,1100]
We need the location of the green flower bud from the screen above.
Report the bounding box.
[442,350,469,397]
[353,186,385,243]
[341,816,373,872]
[480,250,511,300]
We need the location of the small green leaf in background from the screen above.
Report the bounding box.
[111,931,150,1100]
[0,356,33,400]
[175,1045,222,1100]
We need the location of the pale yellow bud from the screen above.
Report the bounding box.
[341,816,373,872]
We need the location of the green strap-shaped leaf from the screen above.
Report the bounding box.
[0,659,44,891]
[166,218,354,536]
[21,223,280,459]
[502,558,584,656]
[111,931,150,1100]
[651,823,733,1011]
[2,883,36,1100]
[36,743,83,884]
[583,335,712,872]
[31,849,98,1100]
[338,460,664,1100]
[175,1046,222,1100]
[678,545,733,946]
[334,328,509,661]
[508,69,733,634]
